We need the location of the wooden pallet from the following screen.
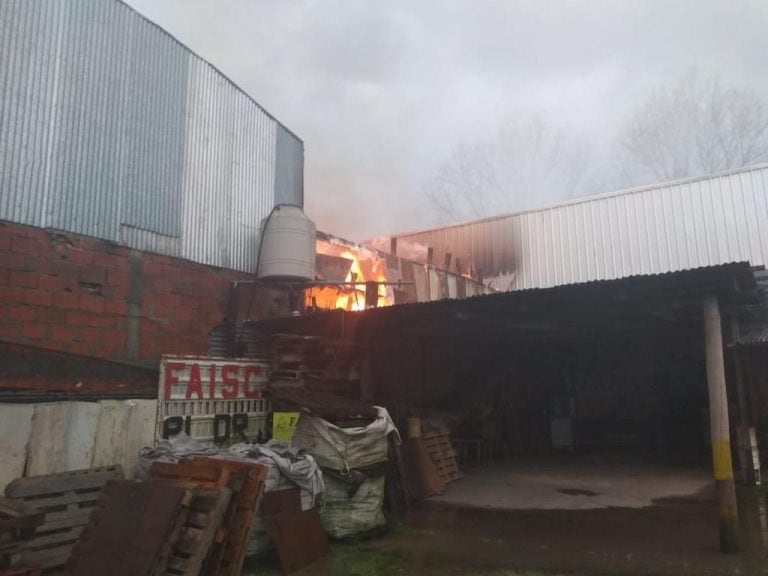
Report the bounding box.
[164,488,231,576]
[0,498,43,568]
[148,461,236,576]
[422,433,462,483]
[67,480,191,576]
[191,459,267,576]
[4,466,123,571]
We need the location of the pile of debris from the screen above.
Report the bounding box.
[1,451,330,575]
[1,388,463,575]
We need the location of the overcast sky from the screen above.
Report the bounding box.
[124,0,768,241]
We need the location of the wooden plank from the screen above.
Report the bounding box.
[35,508,94,532]
[264,510,330,575]
[26,403,100,476]
[0,405,34,493]
[10,490,104,510]
[25,526,83,548]
[0,566,42,576]
[149,462,231,489]
[5,466,123,499]
[24,545,73,570]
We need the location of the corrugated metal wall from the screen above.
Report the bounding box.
[394,165,768,291]
[0,0,303,273]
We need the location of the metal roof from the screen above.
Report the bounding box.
[0,0,303,273]
[250,263,758,339]
[386,164,768,292]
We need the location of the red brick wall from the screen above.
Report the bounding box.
[0,220,284,366]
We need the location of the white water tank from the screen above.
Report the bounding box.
[257,205,316,282]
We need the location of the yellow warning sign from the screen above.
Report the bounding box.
[272,412,300,441]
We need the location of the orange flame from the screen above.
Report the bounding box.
[308,246,395,311]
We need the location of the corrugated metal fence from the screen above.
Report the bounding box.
[394,165,768,291]
[0,0,303,273]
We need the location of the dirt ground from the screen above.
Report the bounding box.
[246,486,768,576]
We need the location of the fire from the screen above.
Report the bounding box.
[308,243,396,311]
[335,251,366,311]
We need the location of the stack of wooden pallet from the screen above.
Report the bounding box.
[3,466,123,572]
[2,459,270,576]
[269,334,360,398]
[422,432,462,484]
[0,498,43,575]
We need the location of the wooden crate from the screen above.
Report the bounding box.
[4,466,123,571]
[422,433,462,484]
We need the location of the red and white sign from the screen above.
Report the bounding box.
[157,356,270,445]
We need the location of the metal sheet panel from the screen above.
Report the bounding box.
[395,165,768,291]
[275,124,304,206]
[92,399,157,479]
[0,0,303,273]
[26,401,101,476]
[0,404,34,492]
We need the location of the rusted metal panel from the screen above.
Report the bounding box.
[263,509,330,574]
[68,480,187,576]
[0,0,302,273]
[392,164,768,291]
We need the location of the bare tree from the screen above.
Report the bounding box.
[620,72,768,182]
[425,117,591,222]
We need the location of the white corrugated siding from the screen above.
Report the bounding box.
[0,0,303,273]
[396,165,768,291]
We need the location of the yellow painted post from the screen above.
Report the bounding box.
[703,295,739,552]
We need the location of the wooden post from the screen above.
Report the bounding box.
[703,295,739,552]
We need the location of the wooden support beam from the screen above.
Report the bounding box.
[703,295,739,553]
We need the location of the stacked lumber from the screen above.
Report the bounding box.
[268,334,360,397]
[422,432,462,484]
[3,466,123,571]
